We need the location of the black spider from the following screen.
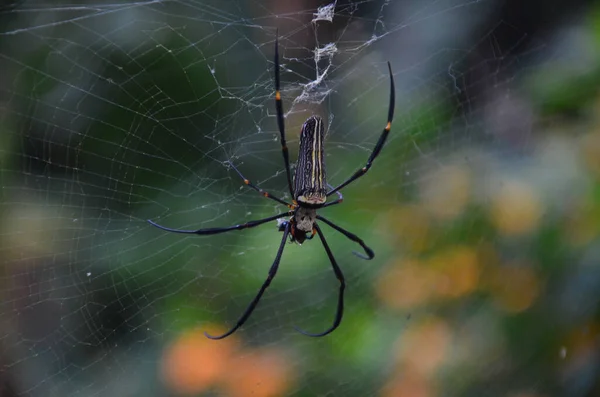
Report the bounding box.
[149,36,395,339]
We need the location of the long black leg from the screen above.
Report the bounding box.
[205,223,290,339]
[147,211,291,235]
[316,215,374,260]
[327,62,395,197]
[294,224,345,337]
[321,184,343,209]
[228,162,292,207]
[274,34,295,198]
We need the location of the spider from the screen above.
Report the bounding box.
[148,36,395,340]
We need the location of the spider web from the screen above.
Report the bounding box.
[2,0,598,396]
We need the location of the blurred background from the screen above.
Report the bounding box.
[1,0,600,396]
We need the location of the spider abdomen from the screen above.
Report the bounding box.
[294,116,327,205]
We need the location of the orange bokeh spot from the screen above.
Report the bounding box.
[381,367,433,397]
[395,317,451,377]
[562,322,600,370]
[376,258,437,309]
[377,246,481,310]
[431,246,480,299]
[161,325,239,395]
[488,264,541,313]
[219,348,294,397]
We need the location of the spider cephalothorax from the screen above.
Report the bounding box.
[148,34,395,340]
[278,206,316,245]
[293,206,317,237]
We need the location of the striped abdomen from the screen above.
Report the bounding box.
[294,116,327,206]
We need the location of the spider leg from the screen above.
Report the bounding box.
[147,211,291,235]
[316,215,374,260]
[321,184,343,209]
[327,62,395,197]
[294,224,345,337]
[227,162,292,207]
[205,223,291,339]
[274,34,295,198]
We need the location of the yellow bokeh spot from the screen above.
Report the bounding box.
[420,164,471,221]
[564,197,600,247]
[580,130,600,176]
[2,200,73,260]
[490,180,543,236]
[385,204,431,253]
[507,393,547,397]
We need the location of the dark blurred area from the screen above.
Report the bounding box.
[1,1,600,396]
